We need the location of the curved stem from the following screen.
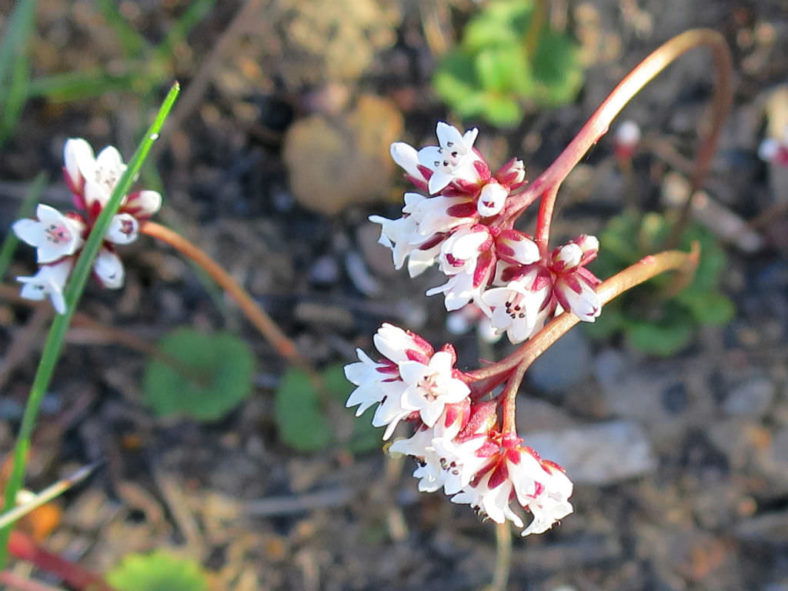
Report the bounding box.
[500,361,528,436]
[506,29,732,252]
[465,245,699,382]
[140,221,311,371]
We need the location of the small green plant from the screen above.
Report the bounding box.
[433,0,583,127]
[107,551,209,591]
[143,328,256,421]
[275,364,382,453]
[585,211,735,355]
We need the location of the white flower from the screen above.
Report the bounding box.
[64,139,127,209]
[345,323,439,440]
[122,190,162,219]
[409,195,477,238]
[398,351,470,427]
[345,349,395,417]
[17,259,73,314]
[417,122,481,194]
[451,444,571,535]
[63,139,162,218]
[93,248,124,289]
[481,271,551,344]
[758,125,788,166]
[437,225,490,276]
[476,181,508,217]
[391,142,428,185]
[494,230,540,266]
[427,270,482,312]
[105,213,139,245]
[550,236,601,322]
[615,120,641,150]
[520,462,574,536]
[12,205,84,263]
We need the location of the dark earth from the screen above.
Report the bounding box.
[1,0,787,589]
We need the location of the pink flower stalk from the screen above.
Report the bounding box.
[12,138,162,312]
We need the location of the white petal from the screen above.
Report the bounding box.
[95,146,125,177]
[758,138,779,162]
[105,213,139,245]
[124,190,161,217]
[477,182,507,217]
[12,219,44,247]
[436,122,465,151]
[428,170,452,194]
[64,138,95,185]
[390,142,424,179]
[93,249,124,289]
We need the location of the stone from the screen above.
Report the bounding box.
[526,420,656,485]
[528,328,592,394]
[723,375,776,418]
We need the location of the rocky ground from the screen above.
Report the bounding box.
[0,0,787,590]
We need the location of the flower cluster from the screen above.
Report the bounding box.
[12,139,161,313]
[372,122,601,344]
[345,324,573,536]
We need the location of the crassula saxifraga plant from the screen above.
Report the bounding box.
[345,29,732,538]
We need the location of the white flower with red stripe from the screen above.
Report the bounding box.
[549,235,602,322]
[451,437,573,536]
[416,122,484,194]
[345,324,470,439]
[12,138,163,312]
[13,205,84,263]
[759,125,788,168]
[16,259,73,315]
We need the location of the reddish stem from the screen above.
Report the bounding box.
[505,29,732,252]
[8,531,115,591]
[140,221,311,371]
[465,245,699,383]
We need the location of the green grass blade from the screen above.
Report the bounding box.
[27,69,138,101]
[154,0,216,62]
[0,82,180,568]
[94,0,150,59]
[0,173,46,281]
[0,0,36,93]
[0,48,31,141]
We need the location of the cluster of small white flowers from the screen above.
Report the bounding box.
[12,139,161,313]
[345,324,573,536]
[372,122,602,344]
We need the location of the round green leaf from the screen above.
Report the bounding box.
[143,328,255,421]
[274,368,333,452]
[531,30,583,105]
[107,551,209,591]
[676,290,735,326]
[322,363,383,453]
[626,320,695,356]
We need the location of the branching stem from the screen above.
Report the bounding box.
[504,29,732,253]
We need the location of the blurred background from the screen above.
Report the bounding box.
[0,0,787,589]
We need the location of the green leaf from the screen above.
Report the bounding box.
[584,304,626,340]
[107,551,209,591]
[676,290,735,326]
[143,328,255,421]
[274,368,333,452]
[626,320,694,356]
[531,30,582,105]
[481,93,523,127]
[322,364,383,453]
[474,46,531,94]
[463,0,533,52]
[433,52,478,109]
